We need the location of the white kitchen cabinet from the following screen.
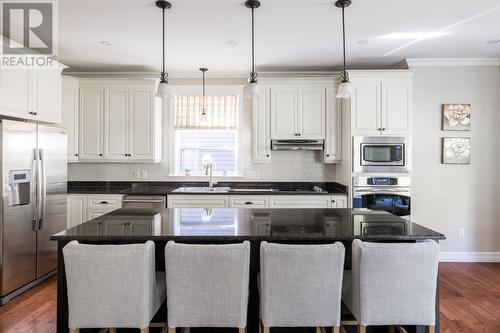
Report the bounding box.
[270,195,332,209]
[61,76,79,162]
[104,87,129,160]
[323,88,342,163]
[230,195,270,208]
[270,86,326,140]
[331,195,347,208]
[0,68,31,119]
[167,195,230,208]
[79,80,161,163]
[67,195,88,228]
[252,89,271,163]
[31,67,62,123]
[79,87,104,160]
[67,194,123,228]
[351,75,412,135]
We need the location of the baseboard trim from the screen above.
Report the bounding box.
[440,252,500,262]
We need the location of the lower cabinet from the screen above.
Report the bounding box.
[167,194,347,209]
[67,194,124,228]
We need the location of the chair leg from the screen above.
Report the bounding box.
[425,326,435,333]
[239,328,246,333]
[168,328,176,333]
[69,329,79,333]
[316,327,321,333]
[332,327,340,333]
[388,326,395,333]
[108,329,116,333]
[358,326,366,333]
[140,328,149,333]
[263,326,270,333]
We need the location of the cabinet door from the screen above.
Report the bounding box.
[351,80,382,135]
[270,195,332,208]
[252,89,271,163]
[323,88,342,162]
[167,195,230,208]
[67,195,87,228]
[331,195,347,208]
[298,87,325,139]
[61,77,79,162]
[32,68,62,123]
[79,87,104,160]
[271,88,298,139]
[104,87,128,160]
[128,87,155,160]
[0,68,31,118]
[382,80,411,135]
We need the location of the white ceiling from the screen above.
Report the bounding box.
[59,0,500,73]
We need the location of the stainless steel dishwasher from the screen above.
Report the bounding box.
[122,195,166,209]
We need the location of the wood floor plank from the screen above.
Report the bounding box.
[1,264,499,333]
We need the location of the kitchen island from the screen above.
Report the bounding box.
[52,208,445,333]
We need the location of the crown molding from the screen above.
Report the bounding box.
[405,58,500,68]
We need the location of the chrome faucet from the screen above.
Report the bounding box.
[204,162,217,189]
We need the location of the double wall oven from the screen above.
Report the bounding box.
[352,136,411,217]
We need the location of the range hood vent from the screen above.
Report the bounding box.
[271,139,324,151]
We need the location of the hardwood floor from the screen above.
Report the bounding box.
[1,263,499,333]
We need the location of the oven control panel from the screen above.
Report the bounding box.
[353,176,411,187]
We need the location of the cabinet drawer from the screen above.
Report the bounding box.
[230,196,270,208]
[270,195,332,209]
[87,195,123,209]
[331,195,347,208]
[167,195,229,208]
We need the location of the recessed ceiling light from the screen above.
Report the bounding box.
[380,32,449,39]
[99,40,112,46]
[486,39,500,44]
[357,39,369,45]
[227,40,239,46]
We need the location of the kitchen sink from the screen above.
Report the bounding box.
[172,186,231,193]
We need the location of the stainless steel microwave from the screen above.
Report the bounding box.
[353,136,411,173]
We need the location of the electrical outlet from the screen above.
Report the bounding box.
[458,228,465,238]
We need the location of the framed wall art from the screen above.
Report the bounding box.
[442,137,471,164]
[442,104,471,131]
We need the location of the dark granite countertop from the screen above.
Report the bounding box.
[52,207,445,242]
[67,181,348,196]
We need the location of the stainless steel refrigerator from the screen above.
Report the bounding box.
[0,119,67,304]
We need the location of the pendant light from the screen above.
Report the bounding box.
[156,0,172,98]
[335,0,352,99]
[244,0,261,98]
[199,68,209,123]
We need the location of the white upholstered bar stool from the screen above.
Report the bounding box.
[63,240,166,333]
[259,242,345,333]
[342,239,440,333]
[165,241,250,333]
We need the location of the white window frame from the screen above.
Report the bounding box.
[168,85,245,178]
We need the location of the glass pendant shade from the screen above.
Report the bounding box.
[245,81,260,98]
[156,80,172,98]
[336,80,352,99]
[200,110,209,124]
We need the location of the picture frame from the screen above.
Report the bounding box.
[442,137,471,164]
[442,104,471,131]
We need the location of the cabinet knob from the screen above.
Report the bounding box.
[99,153,103,157]
[33,112,37,116]
[382,128,386,131]
[326,154,330,157]
[332,200,335,203]
[74,153,78,157]
[266,154,270,157]
[99,201,108,204]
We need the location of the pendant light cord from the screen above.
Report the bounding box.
[340,4,349,82]
[251,7,255,78]
[162,7,166,80]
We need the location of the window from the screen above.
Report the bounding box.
[173,95,240,176]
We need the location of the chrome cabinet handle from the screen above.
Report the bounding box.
[99,201,109,204]
[123,199,165,203]
[244,201,254,205]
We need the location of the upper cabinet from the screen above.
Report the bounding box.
[78,80,161,163]
[270,85,326,140]
[323,88,342,163]
[61,76,80,162]
[252,88,271,163]
[0,66,63,123]
[350,74,412,136]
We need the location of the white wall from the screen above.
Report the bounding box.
[411,65,500,253]
[68,84,337,182]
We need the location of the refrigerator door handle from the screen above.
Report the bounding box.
[32,148,39,231]
[37,149,46,230]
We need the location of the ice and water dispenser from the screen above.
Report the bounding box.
[8,169,32,207]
